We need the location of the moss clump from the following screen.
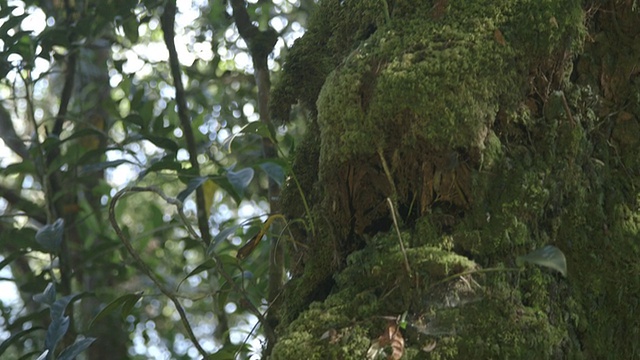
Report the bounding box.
[274,231,480,359]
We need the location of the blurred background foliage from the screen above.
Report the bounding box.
[0,0,314,358]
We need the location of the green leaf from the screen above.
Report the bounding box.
[138,156,181,179]
[57,338,96,360]
[44,315,69,354]
[144,135,179,153]
[227,167,254,195]
[239,121,274,139]
[51,294,86,321]
[1,160,36,176]
[177,176,208,202]
[211,176,242,204]
[122,16,139,43]
[259,161,285,187]
[35,218,64,254]
[35,350,49,360]
[224,122,276,152]
[120,294,143,320]
[124,113,144,128]
[33,283,56,306]
[89,292,143,328]
[516,245,567,277]
[79,159,131,175]
[179,259,217,289]
[208,224,242,256]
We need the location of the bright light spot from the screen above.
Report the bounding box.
[242,103,254,117]
[224,302,237,314]
[177,149,190,161]
[21,7,47,34]
[238,201,256,218]
[106,163,138,188]
[123,50,145,73]
[0,259,22,307]
[133,42,169,63]
[175,37,195,66]
[110,72,123,87]
[230,236,241,246]
[32,57,51,78]
[270,17,288,32]
[224,28,239,43]
[217,128,230,143]
[0,141,15,167]
[193,42,214,61]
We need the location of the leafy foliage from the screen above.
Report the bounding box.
[0,0,314,358]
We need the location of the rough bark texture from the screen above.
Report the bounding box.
[271,0,639,358]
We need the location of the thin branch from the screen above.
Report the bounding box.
[0,184,47,224]
[109,187,209,358]
[161,0,211,246]
[0,105,29,159]
[230,0,281,352]
[386,198,412,278]
[109,187,274,354]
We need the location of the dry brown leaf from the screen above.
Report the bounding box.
[494,29,506,46]
[378,322,404,360]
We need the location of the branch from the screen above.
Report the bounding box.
[0,184,47,224]
[109,187,209,358]
[230,0,281,352]
[161,0,211,246]
[109,187,274,355]
[0,105,29,159]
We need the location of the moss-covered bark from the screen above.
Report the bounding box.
[271,0,640,358]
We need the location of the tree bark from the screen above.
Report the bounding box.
[270,0,640,358]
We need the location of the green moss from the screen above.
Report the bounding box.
[272,0,640,358]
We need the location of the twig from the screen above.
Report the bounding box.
[560,91,576,127]
[109,187,274,356]
[109,187,208,358]
[386,198,412,278]
[161,0,211,246]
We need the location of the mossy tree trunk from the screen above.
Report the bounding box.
[270,1,640,358]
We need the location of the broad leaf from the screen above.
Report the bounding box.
[35,218,64,254]
[144,134,179,153]
[33,283,56,306]
[227,167,254,195]
[44,315,70,354]
[177,176,208,202]
[79,159,131,175]
[180,259,218,289]
[57,338,96,360]
[34,350,48,360]
[51,294,84,321]
[89,292,143,328]
[259,161,285,187]
[208,223,242,255]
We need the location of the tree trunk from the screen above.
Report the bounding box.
[270,0,640,358]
